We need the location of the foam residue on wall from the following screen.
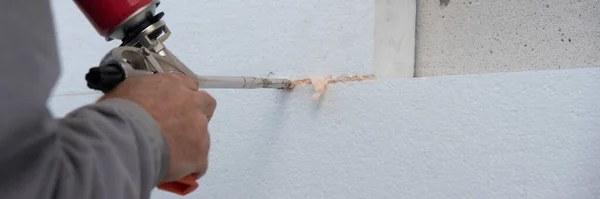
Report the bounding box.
[291,75,375,101]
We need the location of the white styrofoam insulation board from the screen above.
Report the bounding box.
[49,68,600,199]
[374,0,417,78]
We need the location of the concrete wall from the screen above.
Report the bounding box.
[415,0,600,76]
[49,0,600,198]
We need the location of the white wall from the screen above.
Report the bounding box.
[49,1,600,198]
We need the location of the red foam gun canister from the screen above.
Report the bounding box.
[73,0,155,40]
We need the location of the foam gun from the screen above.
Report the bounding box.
[73,0,292,195]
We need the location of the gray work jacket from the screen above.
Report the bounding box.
[0,1,169,198]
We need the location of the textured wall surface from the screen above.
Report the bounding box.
[49,68,600,198]
[415,0,600,77]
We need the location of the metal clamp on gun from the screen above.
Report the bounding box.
[73,0,292,195]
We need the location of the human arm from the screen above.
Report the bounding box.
[0,1,214,199]
[0,1,168,199]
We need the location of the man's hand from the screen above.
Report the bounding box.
[99,73,216,182]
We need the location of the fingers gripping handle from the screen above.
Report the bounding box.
[157,174,198,195]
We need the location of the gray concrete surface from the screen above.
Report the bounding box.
[415,0,600,77]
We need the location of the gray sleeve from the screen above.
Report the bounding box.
[0,1,169,199]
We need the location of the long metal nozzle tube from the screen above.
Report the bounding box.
[195,75,293,89]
